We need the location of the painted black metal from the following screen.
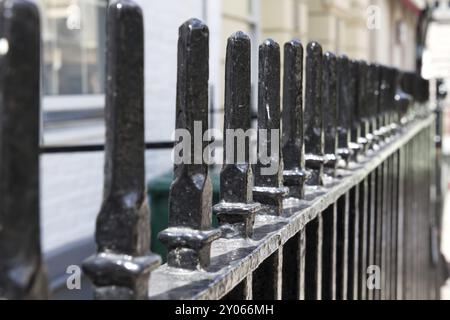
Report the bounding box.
[321,205,337,300]
[322,52,338,175]
[253,250,282,299]
[282,231,304,299]
[378,66,392,141]
[158,18,221,270]
[40,141,176,153]
[282,40,309,198]
[305,214,323,300]
[370,64,382,147]
[358,178,369,300]
[0,9,441,301]
[213,31,261,237]
[367,171,377,300]
[304,42,324,185]
[253,39,289,215]
[336,193,349,300]
[347,185,359,299]
[363,63,375,150]
[356,60,369,152]
[337,55,352,164]
[0,0,48,299]
[82,0,160,300]
[348,60,362,161]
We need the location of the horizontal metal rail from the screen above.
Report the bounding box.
[39,141,176,153]
[148,114,434,300]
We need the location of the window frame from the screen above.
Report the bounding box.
[40,0,109,145]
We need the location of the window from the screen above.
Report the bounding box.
[38,0,108,145]
[41,0,107,96]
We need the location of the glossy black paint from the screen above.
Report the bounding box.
[0,0,48,300]
[304,42,324,185]
[282,40,309,197]
[158,18,220,270]
[253,39,289,215]
[213,31,260,237]
[82,0,160,300]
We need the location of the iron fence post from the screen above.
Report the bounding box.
[348,60,362,162]
[82,0,160,300]
[213,31,261,238]
[347,61,362,297]
[158,18,221,270]
[303,42,325,300]
[282,40,310,197]
[321,52,338,300]
[304,42,324,185]
[356,61,370,153]
[321,52,339,300]
[0,0,48,300]
[253,39,289,216]
[322,52,338,176]
[337,55,352,165]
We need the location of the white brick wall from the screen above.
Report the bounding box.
[41,152,103,252]
[41,0,219,253]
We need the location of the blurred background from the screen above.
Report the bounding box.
[34,0,450,298]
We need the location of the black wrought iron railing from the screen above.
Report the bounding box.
[0,0,444,300]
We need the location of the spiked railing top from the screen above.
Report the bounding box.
[254,38,283,188]
[386,66,399,118]
[365,63,376,122]
[348,59,359,130]
[337,55,351,148]
[169,18,211,230]
[357,60,369,122]
[96,0,147,256]
[282,39,304,170]
[221,31,252,203]
[257,39,281,132]
[174,18,209,168]
[322,51,338,156]
[304,42,324,156]
[379,65,392,117]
